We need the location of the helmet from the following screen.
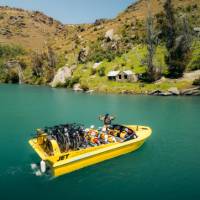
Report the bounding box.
[90,125,95,129]
[85,128,89,132]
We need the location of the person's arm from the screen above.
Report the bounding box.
[99,115,104,121]
[110,116,116,120]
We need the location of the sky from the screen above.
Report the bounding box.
[0,0,136,24]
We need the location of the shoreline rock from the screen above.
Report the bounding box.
[168,87,180,95]
[149,87,200,96]
[73,83,83,92]
[180,87,200,96]
[50,66,72,87]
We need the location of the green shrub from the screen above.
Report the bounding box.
[0,61,7,82]
[65,79,71,87]
[98,66,105,77]
[90,68,97,76]
[0,44,25,58]
[88,41,122,62]
[186,5,192,12]
[69,76,80,88]
[58,76,80,88]
[188,55,200,71]
[81,83,89,91]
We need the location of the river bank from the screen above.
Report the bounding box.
[74,85,200,96]
[2,82,199,96]
[50,67,200,96]
[1,69,200,96]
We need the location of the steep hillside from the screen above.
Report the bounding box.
[0,0,200,94]
[0,6,68,49]
[1,0,199,51]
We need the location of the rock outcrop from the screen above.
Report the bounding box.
[50,66,72,87]
[149,87,200,96]
[104,29,120,42]
[181,87,200,96]
[92,62,102,69]
[4,60,24,84]
[78,47,89,63]
[149,90,172,96]
[73,83,83,92]
[105,29,114,41]
[168,87,180,95]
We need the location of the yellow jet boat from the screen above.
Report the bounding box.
[29,124,152,177]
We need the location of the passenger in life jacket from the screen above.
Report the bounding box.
[108,135,117,143]
[99,114,115,127]
[99,126,109,144]
[87,126,100,146]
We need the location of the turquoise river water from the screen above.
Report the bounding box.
[0,84,200,200]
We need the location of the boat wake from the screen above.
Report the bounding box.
[0,165,29,177]
[4,166,23,176]
[30,163,42,176]
[0,163,52,182]
[30,163,51,179]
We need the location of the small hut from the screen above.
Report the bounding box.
[107,71,120,81]
[107,70,138,82]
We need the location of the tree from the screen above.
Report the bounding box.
[31,50,44,77]
[145,0,160,82]
[31,46,57,81]
[47,46,57,68]
[163,0,178,77]
[164,0,176,51]
[163,0,191,78]
[182,15,192,52]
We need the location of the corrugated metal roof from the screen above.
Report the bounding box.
[123,70,133,75]
[107,71,120,77]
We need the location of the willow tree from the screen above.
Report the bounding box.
[145,0,159,82]
[164,0,191,78]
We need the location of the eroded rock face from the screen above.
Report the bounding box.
[94,18,107,26]
[4,60,24,84]
[0,27,12,36]
[50,66,72,87]
[105,29,114,41]
[105,29,121,42]
[31,11,56,25]
[78,47,89,63]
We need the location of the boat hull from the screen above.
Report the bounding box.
[52,139,145,177]
[29,125,152,177]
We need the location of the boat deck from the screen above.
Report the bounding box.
[29,125,151,163]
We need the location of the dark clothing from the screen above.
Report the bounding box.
[99,115,115,125]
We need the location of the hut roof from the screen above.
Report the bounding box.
[123,70,133,75]
[107,71,120,77]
